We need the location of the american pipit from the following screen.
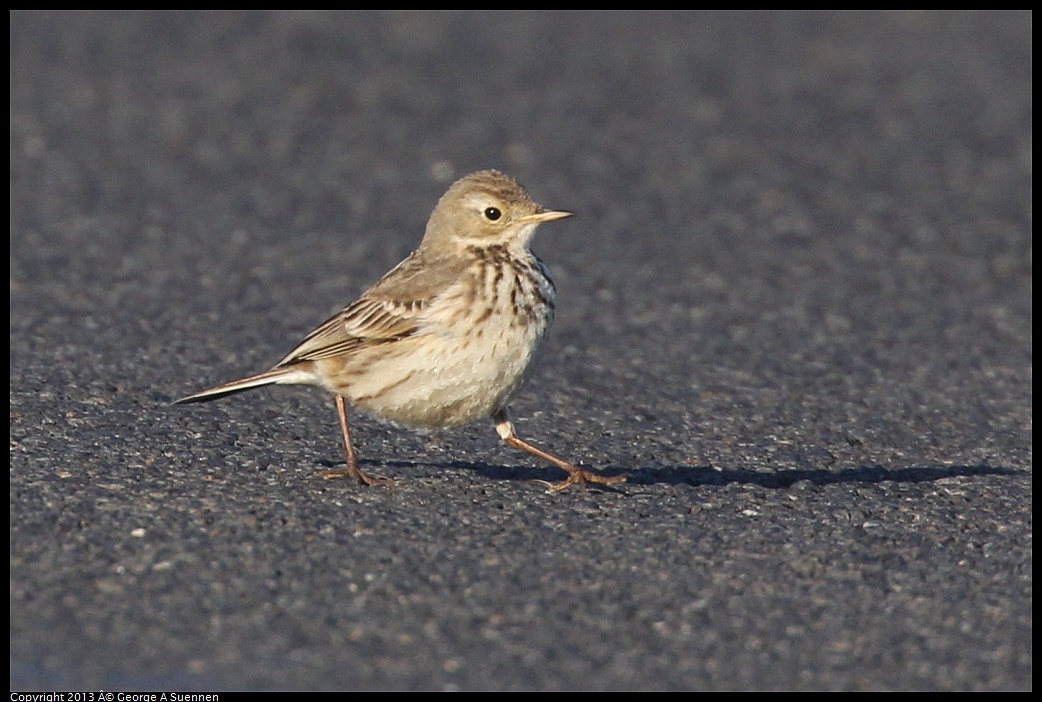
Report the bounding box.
[176,170,624,492]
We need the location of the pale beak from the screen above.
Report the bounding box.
[521,209,573,224]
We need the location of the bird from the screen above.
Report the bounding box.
[176,169,625,492]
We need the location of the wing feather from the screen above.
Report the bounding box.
[272,252,453,368]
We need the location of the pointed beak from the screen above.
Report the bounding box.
[522,209,573,224]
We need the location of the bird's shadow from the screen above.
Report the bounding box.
[314,458,1022,489]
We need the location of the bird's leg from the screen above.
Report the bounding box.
[319,395,392,485]
[492,408,626,492]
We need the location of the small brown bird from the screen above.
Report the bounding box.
[176,170,624,492]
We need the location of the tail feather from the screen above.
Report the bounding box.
[174,367,314,404]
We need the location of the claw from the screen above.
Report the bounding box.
[545,469,627,493]
[318,466,395,486]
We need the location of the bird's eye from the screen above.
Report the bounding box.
[483,207,502,221]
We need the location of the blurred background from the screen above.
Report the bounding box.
[10,11,1031,690]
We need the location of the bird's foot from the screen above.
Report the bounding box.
[535,467,627,493]
[318,463,395,486]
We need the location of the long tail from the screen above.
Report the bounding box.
[174,367,315,404]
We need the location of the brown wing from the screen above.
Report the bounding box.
[273,297,423,366]
[272,250,459,368]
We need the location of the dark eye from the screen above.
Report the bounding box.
[483,207,502,221]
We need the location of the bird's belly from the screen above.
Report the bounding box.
[334,311,548,430]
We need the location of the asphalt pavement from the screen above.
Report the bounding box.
[10,11,1031,691]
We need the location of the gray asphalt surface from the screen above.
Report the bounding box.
[10,11,1031,691]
